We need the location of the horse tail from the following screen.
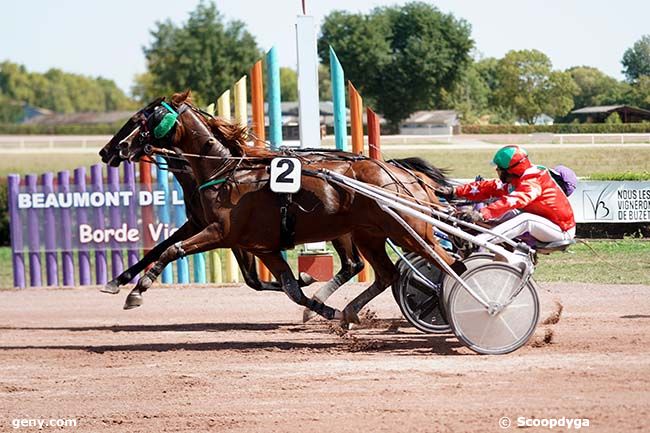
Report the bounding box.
[387,157,451,187]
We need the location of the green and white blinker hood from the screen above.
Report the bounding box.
[153,101,179,139]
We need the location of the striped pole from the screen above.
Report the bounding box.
[42,172,58,286]
[155,156,173,284]
[91,164,108,285]
[7,174,25,288]
[74,167,91,285]
[266,47,283,149]
[329,47,347,151]
[57,171,74,286]
[25,174,41,287]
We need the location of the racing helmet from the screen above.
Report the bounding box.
[492,145,531,176]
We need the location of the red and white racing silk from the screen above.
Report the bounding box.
[455,166,576,231]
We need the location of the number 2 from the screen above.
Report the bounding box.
[276,159,295,183]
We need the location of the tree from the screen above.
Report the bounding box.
[143,1,261,106]
[279,67,298,102]
[622,35,650,82]
[318,2,473,131]
[493,50,578,124]
[440,61,490,124]
[628,75,650,108]
[567,66,629,108]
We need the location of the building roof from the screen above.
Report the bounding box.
[571,105,650,116]
[401,110,458,126]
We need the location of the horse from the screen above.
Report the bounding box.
[116,91,462,325]
[99,107,365,307]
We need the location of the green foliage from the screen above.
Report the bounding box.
[318,64,332,102]
[319,1,473,131]
[460,122,650,134]
[143,0,261,106]
[0,92,23,123]
[567,66,630,108]
[605,112,622,124]
[440,60,490,123]
[0,61,134,116]
[279,67,298,102]
[493,50,578,124]
[622,35,650,82]
[627,75,650,109]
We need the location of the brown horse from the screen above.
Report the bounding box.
[118,92,461,324]
[99,109,365,303]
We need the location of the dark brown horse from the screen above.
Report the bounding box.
[118,92,461,324]
[99,109,365,305]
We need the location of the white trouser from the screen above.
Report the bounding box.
[476,213,576,245]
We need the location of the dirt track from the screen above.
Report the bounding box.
[0,282,648,432]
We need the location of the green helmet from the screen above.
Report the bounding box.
[492,145,530,175]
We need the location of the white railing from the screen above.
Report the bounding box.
[0,135,112,152]
[547,133,650,145]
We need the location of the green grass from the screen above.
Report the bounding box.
[534,239,650,285]
[3,240,649,288]
[382,147,650,179]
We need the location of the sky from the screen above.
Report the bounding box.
[2,0,648,95]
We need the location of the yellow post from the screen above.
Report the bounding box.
[215,89,239,283]
[234,76,248,129]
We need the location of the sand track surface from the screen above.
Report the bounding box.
[0,282,648,432]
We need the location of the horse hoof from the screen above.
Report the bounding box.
[341,307,360,326]
[123,292,143,310]
[299,272,317,286]
[135,275,153,292]
[101,280,120,294]
[302,307,318,323]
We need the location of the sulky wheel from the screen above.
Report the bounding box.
[395,256,451,334]
[447,262,539,355]
[392,252,420,303]
[442,252,495,307]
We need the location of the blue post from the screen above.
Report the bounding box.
[172,177,189,284]
[266,46,283,149]
[156,156,173,284]
[329,46,347,151]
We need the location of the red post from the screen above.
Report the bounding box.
[139,158,154,264]
[367,107,381,160]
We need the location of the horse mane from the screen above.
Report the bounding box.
[172,90,259,158]
[388,157,451,187]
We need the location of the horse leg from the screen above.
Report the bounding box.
[124,223,225,309]
[340,233,399,327]
[232,248,316,292]
[302,234,365,322]
[102,221,200,294]
[256,252,343,321]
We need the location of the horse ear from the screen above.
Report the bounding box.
[172,90,192,105]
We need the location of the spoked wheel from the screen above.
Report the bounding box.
[447,263,539,355]
[392,252,419,303]
[395,257,451,334]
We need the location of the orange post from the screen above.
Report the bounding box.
[348,82,370,282]
[367,107,381,160]
[139,158,154,269]
[250,60,271,281]
[348,82,364,156]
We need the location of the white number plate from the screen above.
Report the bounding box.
[270,158,301,193]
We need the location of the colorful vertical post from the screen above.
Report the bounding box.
[74,167,91,285]
[172,177,190,284]
[123,162,139,274]
[348,82,364,156]
[251,60,266,148]
[329,46,346,151]
[296,14,321,148]
[91,164,107,285]
[155,156,173,284]
[7,174,25,288]
[25,174,41,287]
[42,172,58,286]
[367,107,381,160]
[57,171,74,286]
[266,47,282,149]
[234,76,248,130]
[107,166,124,279]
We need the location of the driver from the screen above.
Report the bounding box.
[439,145,576,245]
